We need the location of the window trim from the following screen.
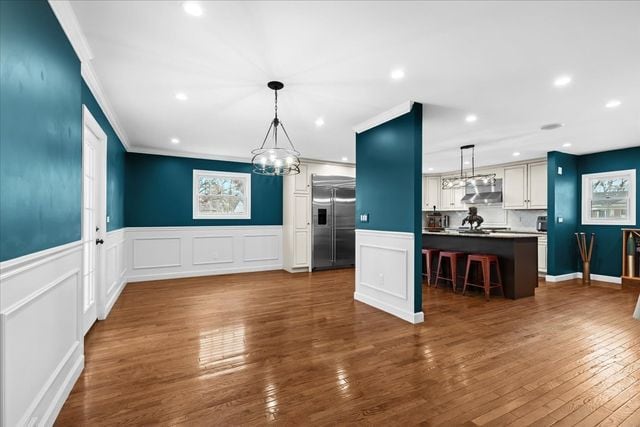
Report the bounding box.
[192,169,252,220]
[581,169,636,226]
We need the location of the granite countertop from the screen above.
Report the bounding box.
[423,230,540,239]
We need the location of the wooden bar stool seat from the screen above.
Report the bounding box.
[463,254,504,301]
[421,248,440,286]
[435,251,465,293]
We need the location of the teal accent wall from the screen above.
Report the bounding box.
[576,146,640,277]
[548,146,639,277]
[81,80,126,231]
[0,0,82,261]
[125,153,282,226]
[355,103,423,312]
[547,151,579,275]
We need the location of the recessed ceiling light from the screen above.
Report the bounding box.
[605,99,621,109]
[341,156,348,162]
[175,92,188,101]
[513,152,521,157]
[464,161,470,165]
[315,117,325,127]
[182,1,203,16]
[562,142,572,148]
[465,114,477,123]
[428,167,434,171]
[390,68,405,80]
[170,138,180,144]
[553,75,572,87]
[540,123,564,130]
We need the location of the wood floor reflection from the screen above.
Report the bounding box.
[56,269,640,426]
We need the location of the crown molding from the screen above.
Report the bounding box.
[48,0,130,150]
[127,146,252,164]
[353,101,414,134]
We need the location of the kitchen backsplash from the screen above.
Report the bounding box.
[424,207,547,231]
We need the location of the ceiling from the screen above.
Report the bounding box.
[69,1,640,173]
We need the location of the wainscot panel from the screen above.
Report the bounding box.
[103,228,127,319]
[354,229,423,323]
[125,226,283,282]
[0,242,84,427]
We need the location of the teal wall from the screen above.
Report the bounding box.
[547,151,579,275]
[1,0,82,261]
[81,80,126,231]
[548,146,639,277]
[577,146,640,277]
[125,153,283,227]
[355,103,423,312]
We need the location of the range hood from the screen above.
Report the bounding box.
[461,178,503,205]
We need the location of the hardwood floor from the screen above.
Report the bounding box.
[56,269,640,426]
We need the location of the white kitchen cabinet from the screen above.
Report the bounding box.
[537,235,547,273]
[294,164,309,194]
[294,230,308,266]
[440,186,465,211]
[528,162,547,209]
[423,176,441,211]
[504,165,528,208]
[503,162,547,209]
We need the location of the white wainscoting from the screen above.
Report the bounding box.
[103,228,127,319]
[126,226,283,282]
[354,229,424,324]
[0,241,84,427]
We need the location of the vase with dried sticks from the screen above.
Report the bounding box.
[575,232,595,285]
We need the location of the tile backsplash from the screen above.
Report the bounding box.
[424,207,546,231]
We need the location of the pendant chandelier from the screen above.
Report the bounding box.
[441,144,496,189]
[251,81,301,176]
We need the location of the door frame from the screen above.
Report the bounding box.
[81,105,108,327]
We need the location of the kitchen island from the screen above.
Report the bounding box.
[423,231,538,299]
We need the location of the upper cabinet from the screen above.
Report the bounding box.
[423,176,441,211]
[440,178,465,211]
[503,162,547,209]
[294,164,309,194]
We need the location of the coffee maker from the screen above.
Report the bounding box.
[425,206,449,231]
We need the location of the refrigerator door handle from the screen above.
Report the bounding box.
[331,188,336,264]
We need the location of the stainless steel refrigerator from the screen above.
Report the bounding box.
[312,175,356,270]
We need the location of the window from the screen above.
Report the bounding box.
[581,169,636,225]
[193,170,251,219]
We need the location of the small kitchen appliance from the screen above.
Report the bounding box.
[536,216,547,232]
[425,207,448,231]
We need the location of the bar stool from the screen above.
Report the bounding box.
[463,254,504,301]
[421,248,440,286]
[435,251,465,293]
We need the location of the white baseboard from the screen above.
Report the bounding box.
[41,354,84,427]
[354,292,424,324]
[545,273,580,282]
[546,272,621,285]
[127,264,283,283]
[103,275,127,318]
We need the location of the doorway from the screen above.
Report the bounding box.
[82,106,107,335]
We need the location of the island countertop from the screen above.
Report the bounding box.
[422,231,538,299]
[423,230,540,239]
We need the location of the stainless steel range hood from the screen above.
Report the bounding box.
[461,178,503,205]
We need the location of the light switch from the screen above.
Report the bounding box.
[557,167,563,175]
[106,216,110,223]
[558,217,564,223]
[360,213,369,223]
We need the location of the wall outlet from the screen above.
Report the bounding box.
[106,216,110,223]
[558,216,564,223]
[557,166,563,175]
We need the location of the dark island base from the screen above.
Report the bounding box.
[422,233,538,299]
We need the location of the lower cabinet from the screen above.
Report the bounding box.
[294,230,308,266]
[537,236,547,273]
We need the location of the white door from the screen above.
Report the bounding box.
[82,114,106,334]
